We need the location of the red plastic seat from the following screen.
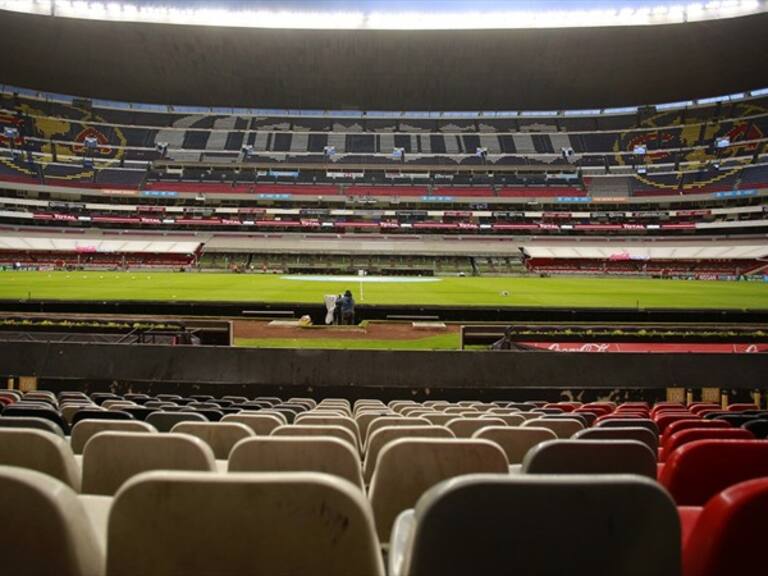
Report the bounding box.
[660,440,768,505]
[655,414,699,434]
[689,403,721,415]
[651,403,685,416]
[662,428,754,462]
[662,419,731,443]
[683,478,768,576]
[726,403,758,412]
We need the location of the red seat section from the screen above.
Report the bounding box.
[497,186,586,198]
[655,414,698,434]
[660,440,768,506]
[726,403,759,412]
[683,478,768,576]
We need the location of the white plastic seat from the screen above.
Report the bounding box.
[81,432,216,495]
[0,465,104,576]
[70,420,156,455]
[221,412,285,435]
[472,426,558,464]
[0,428,81,490]
[368,438,509,542]
[171,421,253,459]
[107,471,384,576]
[363,426,455,483]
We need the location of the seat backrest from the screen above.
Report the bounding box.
[71,409,135,426]
[0,415,65,437]
[522,418,584,438]
[472,426,557,464]
[293,415,360,446]
[522,439,658,478]
[3,406,69,434]
[480,413,526,426]
[742,419,768,439]
[108,471,383,576]
[662,428,754,458]
[81,431,216,495]
[355,410,396,440]
[662,418,730,443]
[229,436,364,490]
[221,412,284,435]
[573,427,658,454]
[0,428,80,490]
[394,474,680,576]
[368,438,509,542]
[365,417,432,446]
[171,421,253,459]
[421,413,458,426]
[71,419,157,454]
[656,414,699,434]
[660,439,768,505]
[364,426,455,483]
[683,478,768,576]
[146,411,207,432]
[272,424,358,450]
[0,466,103,576]
[446,417,507,439]
[595,418,659,437]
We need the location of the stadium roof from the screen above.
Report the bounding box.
[0,5,766,110]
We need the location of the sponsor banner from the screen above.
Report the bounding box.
[141,190,178,198]
[256,193,292,200]
[267,170,300,178]
[520,342,768,353]
[714,189,757,199]
[421,196,454,202]
[556,197,592,203]
[385,172,430,179]
[592,197,628,203]
[101,188,136,196]
[326,171,364,179]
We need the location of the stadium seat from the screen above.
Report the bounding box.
[0,415,65,437]
[221,411,285,435]
[660,439,768,505]
[0,466,104,576]
[71,409,135,426]
[272,424,358,449]
[294,414,361,444]
[364,416,432,446]
[0,428,81,490]
[573,426,658,453]
[3,405,70,434]
[662,418,731,441]
[445,417,507,438]
[726,403,759,412]
[714,414,758,427]
[480,413,526,426]
[595,418,660,437]
[388,474,680,576]
[145,410,207,432]
[81,431,216,495]
[742,419,768,439]
[121,406,159,421]
[521,439,658,478]
[661,428,754,461]
[471,426,557,465]
[71,419,157,454]
[522,417,584,438]
[683,478,768,576]
[363,426,455,483]
[170,421,253,459]
[229,436,364,490]
[655,414,700,434]
[368,438,508,541]
[107,471,384,576]
[421,413,460,426]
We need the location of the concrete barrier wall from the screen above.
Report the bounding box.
[1,342,765,394]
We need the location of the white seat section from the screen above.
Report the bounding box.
[481,413,526,426]
[107,471,384,576]
[0,465,104,576]
[363,426,455,484]
[272,424,358,451]
[81,432,216,495]
[446,417,507,438]
[0,428,81,491]
[70,420,157,455]
[170,421,253,459]
[388,474,681,576]
[522,418,585,438]
[221,412,285,435]
[229,436,364,490]
[472,426,558,464]
[421,413,458,426]
[368,438,509,542]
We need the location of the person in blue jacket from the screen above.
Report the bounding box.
[341,289,355,325]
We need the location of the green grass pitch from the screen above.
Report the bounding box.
[1,271,767,309]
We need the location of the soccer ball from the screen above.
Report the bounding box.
[501,290,509,297]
